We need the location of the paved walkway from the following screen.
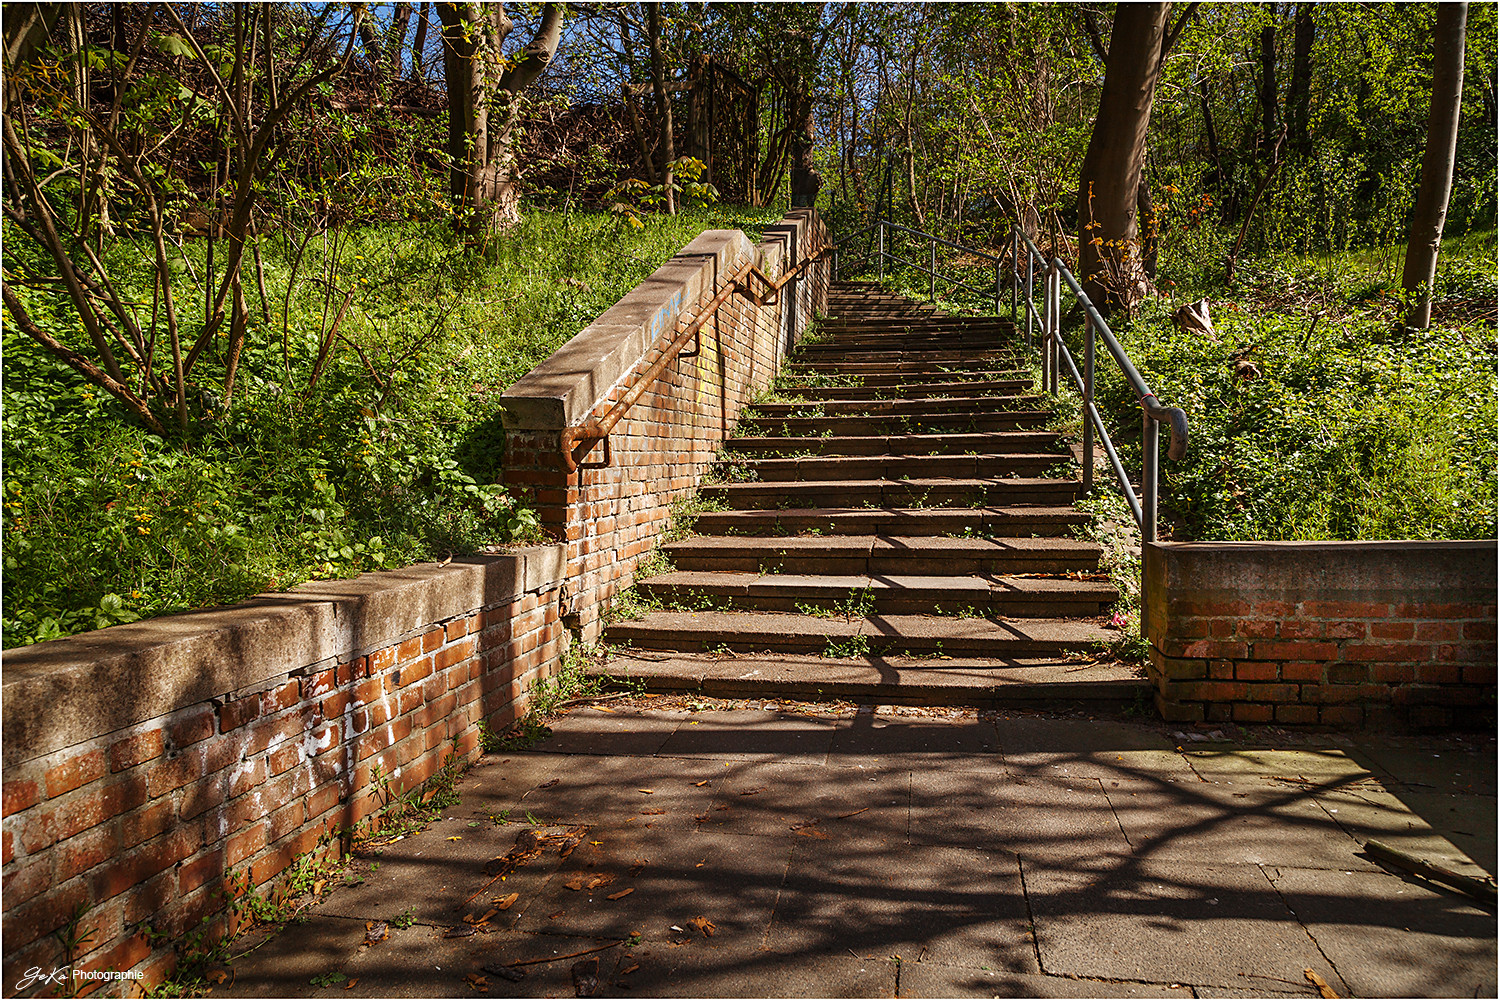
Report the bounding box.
[221,699,1496,998]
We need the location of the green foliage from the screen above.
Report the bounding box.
[1084,236,1498,543]
[3,207,776,647]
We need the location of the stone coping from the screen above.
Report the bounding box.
[1,545,566,767]
[1145,539,1496,593]
[500,214,813,431]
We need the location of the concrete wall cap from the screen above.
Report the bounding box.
[1,544,566,766]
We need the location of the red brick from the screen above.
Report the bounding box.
[1415,620,1463,641]
[422,628,445,653]
[89,827,196,900]
[225,825,265,867]
[245,710,313,756]
[1326,621,1367,640]
[1303,600,1390,618]
[1280,661,1324,682]
[1232,703,1274,723]
[1278,620,1325,640]
[45,749,106,798]
[3,779,39,817]
[52,788,112,840]
[435,637,478,671]
[445,618,470,642]
[1207,659,1236,679]
[1370,663,1415,684]
[1327,663,1368,684]
[1396,602,1487,619]
[1369,621,1414,640]
[2,828,12,864]
[1342,642,1430,663]
[1255,600,1298,617]
[217,694,262,732]
[229,757,267,798]
[179,775,227,822]
[1234,662,1280,682]
[355,677,384,704]
[1237,619,1279,640]
[56,823,122,882]
[109,730,166,772]
[268,743,300,777]
[1178,680,1250,701]
[264,680,303,712]
[2,879,90,951]
[1254,640,1337,661]
[77,931,151,984]
[168,708,215,748]
[3,856,51,906]
[1462,620,1497,641]
[398,656,434,687]
[1415,663,1462,684]
[1274,704,1319,725]
[1319,705,1363,727]
[369,645,397,673]
[1463,663,1497,684]
[396,636,423,663]
[302,668,337,700]
[146,749,204,798]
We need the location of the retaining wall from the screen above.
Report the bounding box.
[1,548,566,995]
[0,210,829,995]
[500,208,830,640]
[1143,540,1498,729]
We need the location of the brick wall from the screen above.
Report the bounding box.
[1143,540,1498,729]
[501,209,830,640]
[1,548,566,995]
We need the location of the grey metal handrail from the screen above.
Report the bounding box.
[1011,225,1189,636]
[832,217,1007,318]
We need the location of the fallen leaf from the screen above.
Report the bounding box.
[638,789,654,794]
[620,963,640,976]
[690,915,717,938]
[363,920,389,945]
[587,873,616,890]
[205,967,232,986]
[571,957,600,997]
[1304,969,1339,999]
[494,892,520,910]
[344,978,359,990]
[548,910,565,919]
[607,888,635,900]
[312,879,326,896]
[467,908,498,925]
[444,925,477,938]
[447,836,463,841]
[640,808,666,816]
[564,875,587,891]
[695,860,706,868]
[465,972,491,992]
[693,780,711,787]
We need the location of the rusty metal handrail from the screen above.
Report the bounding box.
[558,245,829,472]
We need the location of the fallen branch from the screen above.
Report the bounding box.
[1363,839,1497,904]
[507,941,623,968]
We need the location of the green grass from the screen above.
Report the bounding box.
[2,206,781,647]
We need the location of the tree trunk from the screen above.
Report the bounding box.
[438,1,562,234]
[646,3,676,214]
[389,3,413,78]
[411,1,430,83]
[1257,22,1279,158]
[1288,4,1314,153]
[1402,2,1468,330]
[1076,2,1169,313]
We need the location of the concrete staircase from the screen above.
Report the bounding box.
[594,281,1148,709]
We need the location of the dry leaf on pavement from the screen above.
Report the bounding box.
[690,915,717,937]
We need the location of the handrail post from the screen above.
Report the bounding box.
[878,222,885,282]
[1009,228,1019,321]
[928,236,936,302]
[1141,413,1159,641]
[1024,248,1034,349]
[1083,313,1095,497]
[993,259,1002,316]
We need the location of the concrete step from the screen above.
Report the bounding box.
[663,534,1102,574]
[789,359,1025,376]
[636,571,1118,616]
[697,476,1079,510]
[792,349,1021,365]
[724,431,1065,456]
[749,396,1044,418]
[777,379,1034,400]
[781,370,1031,388]
[602,609,1114,656]
[592,651,1148,708]
[719,453,1065,482]
[736,412,1053,436]
[688,505,1089,537]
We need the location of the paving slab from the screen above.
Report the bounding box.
[1266,864,1498,998]
[688,759,910,842]
[217,915,369,997]
[1102,778,1371,869]
[997,717,1198,783]
[1309,785,1492,879]
[1026,857,1347,993]
[909,772,1132,859]
[658,951,898,998]
[1347,742,1498,795]
[768,841,1038,974]
[532,706,688,757]
[1182,747,1380,785]
[1392,790,1498,875]
[898,965,1195,998]
[652,708,842,763]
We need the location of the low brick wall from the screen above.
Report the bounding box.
[1143,540,1498,729]
[1,548,565,995]
[501,209,829,640]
